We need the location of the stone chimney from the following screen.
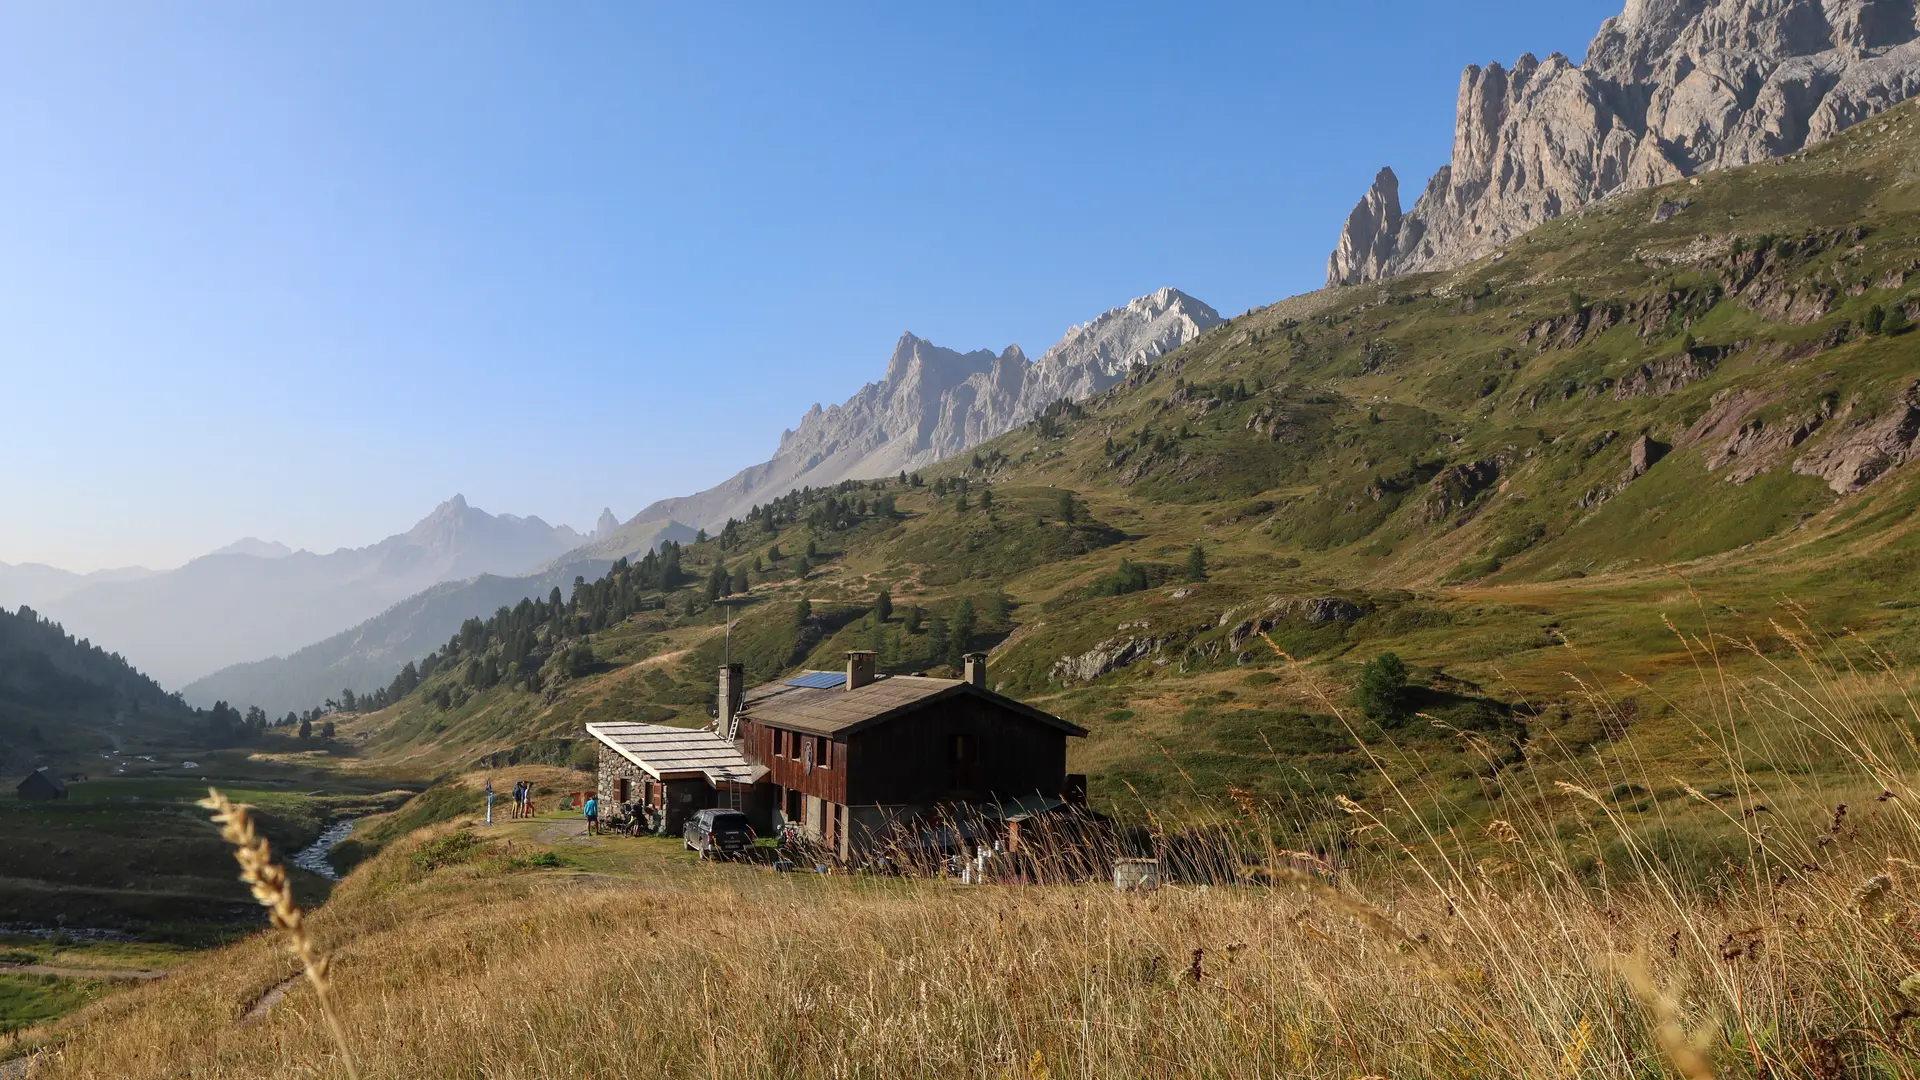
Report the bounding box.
[846,651,877,691]
[717,663,745,738]
[963,653,988,688]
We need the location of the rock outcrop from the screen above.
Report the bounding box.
[1795,380,1920,492]
[1328,0,1920,285]
[1221,597,1369,654]
[630,288,1222,530]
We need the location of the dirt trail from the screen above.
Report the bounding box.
[534,820,596,846]
[0,962,164,981]
[236,972,303,1027]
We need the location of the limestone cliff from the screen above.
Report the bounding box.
[1328,0,1920,285]
[629,288,1222,531]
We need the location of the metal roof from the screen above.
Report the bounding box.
[737,674,1087,739]
[785,670,847,690]
[584,722,763,786]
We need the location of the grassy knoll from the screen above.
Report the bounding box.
[0,975,103,1037]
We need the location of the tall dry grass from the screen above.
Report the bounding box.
[14,610,1920,1079]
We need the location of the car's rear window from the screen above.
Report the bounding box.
[712,813,751,830]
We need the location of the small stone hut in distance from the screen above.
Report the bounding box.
[16,768,68,801]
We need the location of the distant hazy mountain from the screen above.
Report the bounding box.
[183,518,697,715]
[530,518,700,572]
[34,495,586,690]
[0,561,157,610]
[208,537,294,559]
[628,287,1222,531]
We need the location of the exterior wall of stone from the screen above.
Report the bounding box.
[596,752,651,819]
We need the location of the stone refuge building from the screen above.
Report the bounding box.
[585,721,769,834]
[15,767,67,801]
[587,651,1088,861]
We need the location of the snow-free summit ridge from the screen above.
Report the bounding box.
[1329,0,1920,285]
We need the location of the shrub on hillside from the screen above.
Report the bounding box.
[1355,652,1408,721]
[1088,560,1150,597]
[410,829,482,872]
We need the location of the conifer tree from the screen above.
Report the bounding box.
[949,598,977,666]
[1186,544,1208,582]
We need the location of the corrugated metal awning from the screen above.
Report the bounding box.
[584,722,762,786]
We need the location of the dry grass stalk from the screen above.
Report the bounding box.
[199,788,359,1080]
[1611,954,1717,1080]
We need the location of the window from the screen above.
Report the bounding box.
[816,736,831,770]
[616,778,630,803]
[948,733,977,790]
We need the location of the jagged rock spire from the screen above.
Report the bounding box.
[1327,0,1920,284]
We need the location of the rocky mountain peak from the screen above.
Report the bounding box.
[1327,0,1920,285]
[882,333,1003,395]
[1326,168,1403,289]
[595,508,620,539]
[630,288,1221,530]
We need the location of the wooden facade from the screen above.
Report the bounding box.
[738,694,1069,810]
[732,662,1085,859]
[588,657,1087,861]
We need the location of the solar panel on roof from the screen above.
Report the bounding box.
[785,671,846,690]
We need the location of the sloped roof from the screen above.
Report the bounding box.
[16,768,66,795]
[738,673,1087,738]
[584,722,763,786]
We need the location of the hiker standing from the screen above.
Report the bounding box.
[512,780,525,819]
[584,793,599,836]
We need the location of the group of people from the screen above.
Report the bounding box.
[485,775,604,832]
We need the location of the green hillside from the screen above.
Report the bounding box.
[0,605,200,775]
[340,101,1920,861]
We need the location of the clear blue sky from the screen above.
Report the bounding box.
[0,1,1622,571]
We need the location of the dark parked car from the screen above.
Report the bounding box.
[683,808,754,858]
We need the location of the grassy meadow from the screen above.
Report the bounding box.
[6,615,1920,1078]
